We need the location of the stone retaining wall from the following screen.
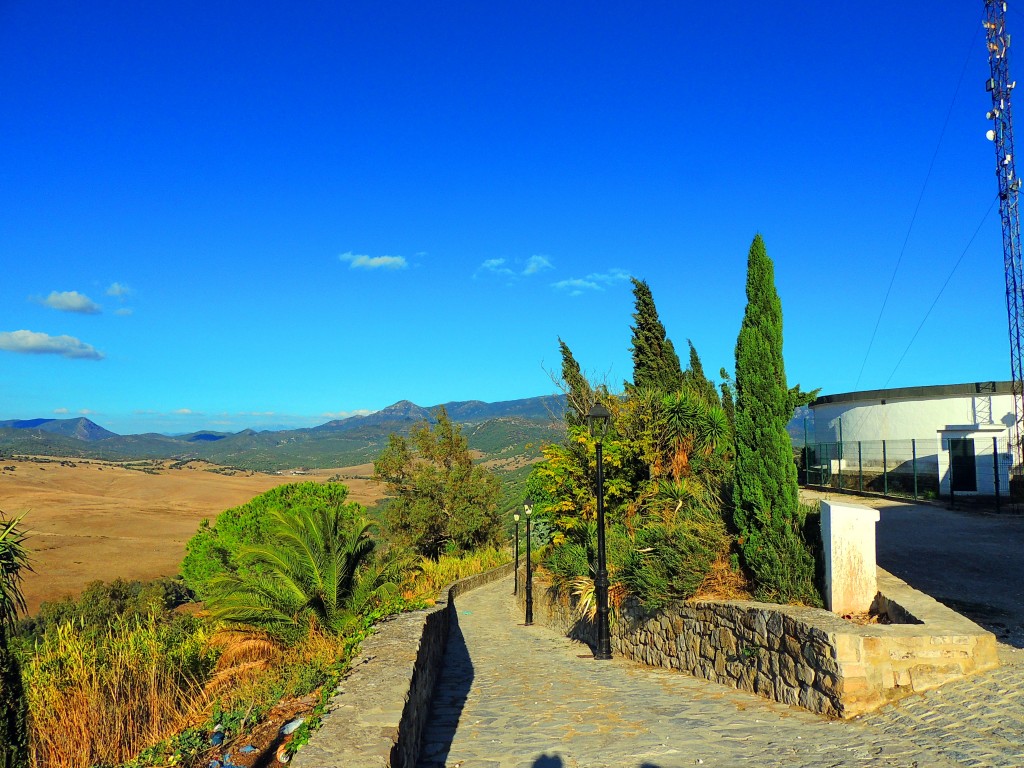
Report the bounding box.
[517,567,998,718]
[293,561,514,768]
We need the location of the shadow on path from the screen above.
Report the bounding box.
[531,758,664,768]
[874,502,1024,648]
[417,609,473,768]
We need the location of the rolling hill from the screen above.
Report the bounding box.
[0,395,567,471]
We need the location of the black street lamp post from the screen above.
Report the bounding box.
[524,498,534,625]
[586,403,613,660]
[513,510,521,595]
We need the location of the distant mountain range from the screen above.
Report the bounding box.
[0,395,567,471]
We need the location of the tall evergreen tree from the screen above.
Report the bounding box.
[732,235,819,604]
[558,337,594,428]
[682,339,720,405]
[628,278,684,393]
[718,367,736,430]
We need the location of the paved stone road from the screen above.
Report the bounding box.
[417,577,1023,768]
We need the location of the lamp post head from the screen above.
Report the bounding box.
[523,497,533,518]
[586,402,611,438]
[513,512,520,523]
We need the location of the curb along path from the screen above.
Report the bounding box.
[416,576,1023,768]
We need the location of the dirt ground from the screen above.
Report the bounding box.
[0,457,387,613]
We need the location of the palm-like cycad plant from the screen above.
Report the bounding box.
[206,504,405,641]
[0,515,30,630]
[1,513,31,767]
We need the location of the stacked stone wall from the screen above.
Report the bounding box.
[294,561,514,768]
[516,567,997,718]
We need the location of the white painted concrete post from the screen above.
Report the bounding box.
[820,500,880,614]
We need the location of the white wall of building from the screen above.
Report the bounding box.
[812,392,1015,444]
[808,382,1015,497]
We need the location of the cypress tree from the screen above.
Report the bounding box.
[682,339,720,405]
[719,368,736,431]
[628,278,684,392]
[732,235,819,604]
[558,337,593,429]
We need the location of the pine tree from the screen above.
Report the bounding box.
[628,278,684,393]
[558,337,594,428]
[732,235,819,604]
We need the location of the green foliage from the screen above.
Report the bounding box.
[682,340,720,406]
[787,382,821,412]
[19,576,191,643]
[204,502,413,642]
[558,337,595,428]
[732,235,819,605]
[180,482,361,600]
[0,513,30,767]
[628,278,684,393]
[719,367,736,433]
[374,407,502,559]
[618,507,730,612]
[0,514,30,632]
[542,517,596,598]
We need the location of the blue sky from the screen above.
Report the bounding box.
[0,2,1015,434]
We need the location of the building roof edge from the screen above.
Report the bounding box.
[810,381,1015,408]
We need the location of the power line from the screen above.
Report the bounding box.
[883,195,999,386]
[854,22,981,389]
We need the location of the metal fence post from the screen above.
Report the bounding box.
[883,440,888,497]
[858,441,863,492]
[838,439,843,490]
[912,439,918,500]
[949,440,956,509]
[994,436,1002,513]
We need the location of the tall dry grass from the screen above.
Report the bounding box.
[22,616,216,768]
[406,546,511,599]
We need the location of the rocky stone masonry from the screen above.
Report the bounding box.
[518,567,999,718]
[293,561,514,768]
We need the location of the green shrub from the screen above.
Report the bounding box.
[618,507,729,612]
[18,576,192,644]
[180,482,360,600]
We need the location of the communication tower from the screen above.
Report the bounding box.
[984,0,1024,482]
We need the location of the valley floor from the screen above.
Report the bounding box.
[0,457,386,612]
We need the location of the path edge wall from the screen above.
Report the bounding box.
[517,567,998,718]
[293,561,514,768]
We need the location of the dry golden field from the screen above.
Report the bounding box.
[0,457,387,613]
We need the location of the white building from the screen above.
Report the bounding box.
[809,381,1016,497]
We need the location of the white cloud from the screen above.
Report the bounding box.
[39,290,101,314]
[321,409,373,420]
[53,407,69,414]
[78,409,96,415]
[552,268,631,295]
[478,254,556,280]
[114,308,133,316]
[523,255,553,275]
[172,408,195,415]
[551,278,601,296]
[0,330,104,360]
[340,251,408,270]
[106,282,131,298]
[477,258,515,277]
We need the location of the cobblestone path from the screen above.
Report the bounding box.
[417,577,1023,768]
